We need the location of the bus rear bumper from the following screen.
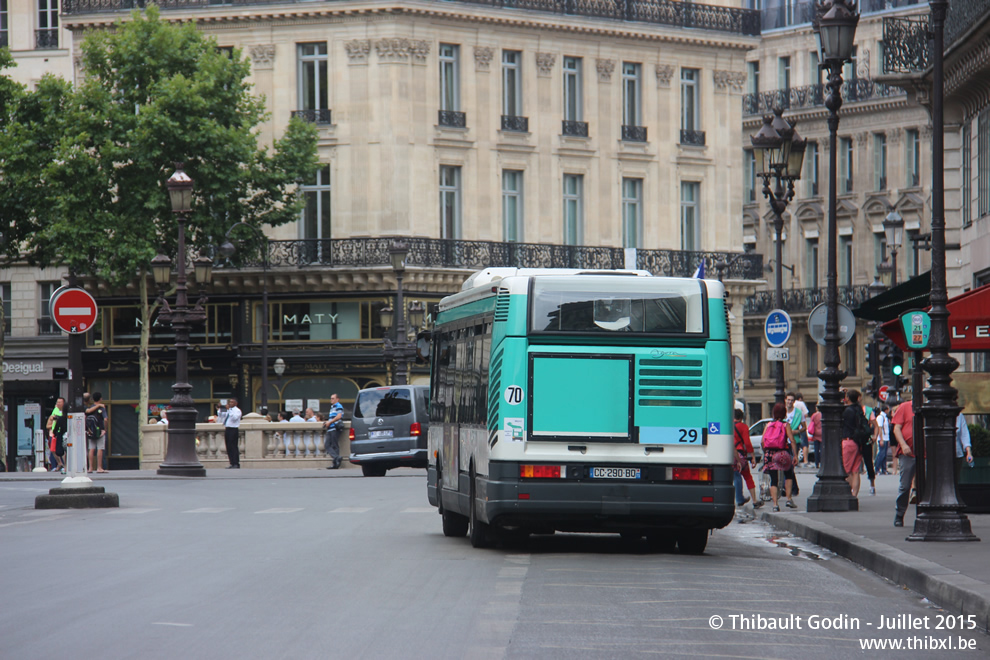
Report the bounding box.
[479,475,734,533]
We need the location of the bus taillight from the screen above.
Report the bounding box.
[410,422,421,436]
[667,468,712,482]
[519,465,562,479]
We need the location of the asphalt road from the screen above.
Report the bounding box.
[1,470,986,660]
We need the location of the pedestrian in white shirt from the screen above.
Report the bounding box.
[219,398,243,469]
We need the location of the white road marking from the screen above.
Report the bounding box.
[401,507,435,513]
[255,508,304,514]
[151,622,194,627]
[22,510,68,517]
[107,508,161,515]
[330,507,372,513]
[183,508,235,514]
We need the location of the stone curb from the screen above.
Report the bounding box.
[763,511,990,632]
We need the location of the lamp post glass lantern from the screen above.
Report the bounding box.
[806,0,859,512]
[154,164,208,477]
[751,107,804,406]
[221,222,271,416]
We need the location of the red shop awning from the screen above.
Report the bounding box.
[881,283,990,352]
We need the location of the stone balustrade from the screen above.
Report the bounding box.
[139,413,351,470]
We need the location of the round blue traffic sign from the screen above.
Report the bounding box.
[764,309,792,348]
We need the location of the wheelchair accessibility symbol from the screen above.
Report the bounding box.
[708,422,721,435]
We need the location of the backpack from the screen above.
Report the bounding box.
[851,407,872,446]
[762,420,788,450]
[86,411,104,441]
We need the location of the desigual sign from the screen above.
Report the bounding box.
[2,361,45,376]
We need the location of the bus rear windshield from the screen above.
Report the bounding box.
[530,277,706,335]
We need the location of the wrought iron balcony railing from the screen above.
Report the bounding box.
[438,110,467,128]
[291,109,333,124]
[61,0,762,36]
[744,285,873,316]
[36,29,59,49]
[500,115,529,132]
[621,125,647,142]
[561,120,589,137]
[214,237,764,280]
[679,129,706,146]
[38,317,62,336]
[882,16,930,75]
[743,79,902,116]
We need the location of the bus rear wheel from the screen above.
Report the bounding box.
[677,529,708,555]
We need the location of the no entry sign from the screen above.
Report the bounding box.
[50,287,98,334]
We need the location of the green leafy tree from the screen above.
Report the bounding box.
[0,11,318,454]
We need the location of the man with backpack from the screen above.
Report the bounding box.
[840,389,871,497]
[84,392,109,474]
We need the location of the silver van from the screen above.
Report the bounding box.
[348,385,430,477]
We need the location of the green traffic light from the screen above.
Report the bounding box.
[892,364,903,376]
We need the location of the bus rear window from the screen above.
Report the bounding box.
[530,277,706,335]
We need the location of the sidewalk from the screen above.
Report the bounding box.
[755,466,990,629]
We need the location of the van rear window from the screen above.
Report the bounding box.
[354,389,412,418]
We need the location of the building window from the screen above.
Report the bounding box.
[621,177,642,248]
[39,281,60,335]
[622,62,642,128]
[563,56,583,122]
[907,229,919,277]
[874,133,887,191]
[1,282,10,336]
[563,174,583,246]
[502,50,522,117]
[440,165,461,239]
[681,182,700,252]
[979,111,990,217]
[907,128,921,188]
[747,61,759,95]
[502,170,523,243]
[1,0,8,49]
[845,339,857,377]
[805,141,819,196]
[843,46,858,85]
[744,149,756,203]
[809,50,821,85]
[297,43,328,120]
[874,232,887,273]
[778,56,791,92]
[839,236,852,286]
[962,120,972,227]
[300,164,331,241]
[681,68,699,132]
[439,44,460,112]
[805,336,819,377]
[37,0,57,49]
[806,238,819,289]
[747,336,762,380]
[840,137,853,193]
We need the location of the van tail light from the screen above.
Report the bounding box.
[349,428,355,441]
[667,467,712,482]
[519,465,562,479]
[410,422,421,437]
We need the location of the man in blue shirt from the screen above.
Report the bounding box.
[323,394,344,470]
[219,398,243,469]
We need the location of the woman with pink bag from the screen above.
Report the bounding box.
[761,402,798,512]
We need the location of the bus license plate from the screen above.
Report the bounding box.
[591,467,641,480]
[369,430,393,439]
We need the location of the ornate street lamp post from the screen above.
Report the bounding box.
[908,0,978,542]
[751,107,806,406]
[152,164,210,477]
[220,222,271,415]
[807,0,859,512]
[381,241,418,385]
[883,210,904,288]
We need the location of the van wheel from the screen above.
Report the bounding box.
[468,472,491,548]
[677,530,708,555]
[361,464,387,477]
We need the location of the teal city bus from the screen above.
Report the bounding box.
[425,268,734,553]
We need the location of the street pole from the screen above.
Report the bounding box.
[807,8,858,510]
[774,210,785,407]
[907,0,978,542]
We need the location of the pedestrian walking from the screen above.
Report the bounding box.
[219,398,243,469]
[733,409,761,509]
[761,403,797,512]
[874,404,890,476]
[891,398,915,527]
[841,389,870,497]
[84,392,109,474]
[955,412,974,484]
[46,397,67,473]
[807,407,823,469]
[323,394,344,470]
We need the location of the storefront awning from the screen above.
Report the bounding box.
[880,282,990,352]
[852,271,931,323]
